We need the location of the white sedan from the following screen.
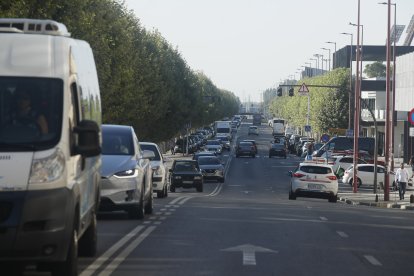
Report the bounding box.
[289,161,338,202]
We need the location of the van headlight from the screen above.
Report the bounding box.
[29,149,65,184]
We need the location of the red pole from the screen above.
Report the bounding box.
[384,0,392,201]
[352,0,361,193]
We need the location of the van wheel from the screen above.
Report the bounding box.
[78,212,97,257]
[163,184,168,197]
[328,195,338,203]
[196,184,203,192]
[51,229,78,276]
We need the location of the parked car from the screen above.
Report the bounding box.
[139,142,168,198]
[289,161,338,202]
[169,160,203,192]
[198,156,225,183]
[236,141,256,158]
[269,143,287,158]
[331,155,367,178]
[342,164,388,188]
[100,124,155,219]
[248,125,259,135]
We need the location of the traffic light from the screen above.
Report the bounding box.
[288,87,294,97]
[277,87,282,96]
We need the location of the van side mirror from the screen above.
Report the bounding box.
[74,120,101,157]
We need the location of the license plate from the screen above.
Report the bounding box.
[308,184,323,190]
[183,180,193,184]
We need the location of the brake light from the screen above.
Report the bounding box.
[327,175,337,180]
[293,173,305,178]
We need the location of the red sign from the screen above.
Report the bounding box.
[409,108,414,125]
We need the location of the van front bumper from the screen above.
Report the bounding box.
[0,188,74,261]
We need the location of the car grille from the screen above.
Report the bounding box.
[203,169,216,174]
[0,202,12,223]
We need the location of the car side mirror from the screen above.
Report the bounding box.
[142,150,155,160]
[288,171,293,177]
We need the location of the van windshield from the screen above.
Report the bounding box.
[0,77,63,151]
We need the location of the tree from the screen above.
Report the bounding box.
[364,61,386,78]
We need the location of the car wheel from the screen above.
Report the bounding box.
[196,183,203,192]
[289,190,296,200]
[163,184,168,197]
[156,190,164,198]
[145,192,153,214]
[128,191,144,219]
[328,195,338,203]
[78,212,97,257]
[170,185,176,193]
[350,178,362,188]
[50,228,78,276]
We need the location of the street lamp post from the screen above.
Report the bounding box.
[321,47,331,71]
[341,32,354,130]
[326,41,337,69]
[310,58,318,76]
[379,1,397,172]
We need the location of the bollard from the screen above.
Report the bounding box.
[375,194,379,202]
[410,194,414,204]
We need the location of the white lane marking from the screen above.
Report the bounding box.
[209,183,223,197]
[154,221,162,225]
[99,226,157,276]
[336,231,349,238]
[307,206,312,209]
[155,212,162,215]
[165,212,172,215]
[160,208,167,211]
[243,251,257,265]
[159,216,167,220]
[320,216,328,221]
[80,226,145,276]
[143,221,151,224]
[149,216,157,220]
[364,255,382,266]
[178,197,192,205]
[169,209,176,211]
[169,197,184,205]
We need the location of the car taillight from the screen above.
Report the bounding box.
[293,173,305,178]
[327,175,337,180]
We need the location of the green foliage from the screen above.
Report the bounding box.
[268,68,349,134]
[0,0,240,142]
[364,61,386,78]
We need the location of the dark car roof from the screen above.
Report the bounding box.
[102,124,133,135]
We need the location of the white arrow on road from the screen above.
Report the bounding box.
[221,244,278,265]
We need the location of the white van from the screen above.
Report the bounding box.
[0,19,101,275]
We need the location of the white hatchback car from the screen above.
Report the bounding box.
[289,162,338,202]
[331,155,367,177]
[342,164,386,188]
[248,126,259,135]
[139,142,169,198]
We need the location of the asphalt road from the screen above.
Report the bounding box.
[25,122,414,276]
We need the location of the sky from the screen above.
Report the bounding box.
[124,0,414,102]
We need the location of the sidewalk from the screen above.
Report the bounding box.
[338,188,414,210]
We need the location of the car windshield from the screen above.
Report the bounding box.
[300,166,332,174]
[198,157,221,165]
[206,140,220,145]
[273,144,285,149]
[139,144,161,161]
[102,129,134,156]
[0,77,63,151]
[174,162,199,172]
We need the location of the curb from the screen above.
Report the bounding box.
[339,197,414,210]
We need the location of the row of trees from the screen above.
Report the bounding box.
[0,0,240,142]
[266,68,350,134]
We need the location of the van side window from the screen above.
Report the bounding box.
[70,83,80,155]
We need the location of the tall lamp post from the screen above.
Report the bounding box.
[310,58,318,76]
[326,41,337,68]
[379,1,397,172]
[341,32,354,130]
[321,47,331,71]
[350,22,364,131]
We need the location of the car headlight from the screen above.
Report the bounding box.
[174,175,182,179]
[194,176,202,180]
[152,166,163,177]
[114,169,138,178]
[29,148,65,184]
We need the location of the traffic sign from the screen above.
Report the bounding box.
[346,129,353,137]
[298,83,309,96]
[408,108,414,125]
[321,133,330,143]
[304,125,311,132]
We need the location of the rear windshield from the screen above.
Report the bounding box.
[174,162,199,172]
[140,144,161,161]
[300,166,332,174]
[198,157,220,165]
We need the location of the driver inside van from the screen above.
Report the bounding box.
[12,91,48,134]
